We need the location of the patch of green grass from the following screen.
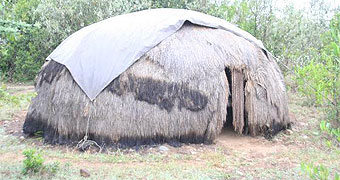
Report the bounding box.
[0,161,67,180]
[0,152,231,180]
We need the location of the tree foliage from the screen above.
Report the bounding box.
[296,13,340,123]
[1,0,337,81]
[1,0,47,81]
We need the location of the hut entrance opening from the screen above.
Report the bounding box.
[224,68,233,128]
[222,67,248,135]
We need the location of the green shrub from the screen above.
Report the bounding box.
[0,82,36,106]
[22,149,60,176]
[0,83,19,105]
[22,149,45,174]
[1,0,47,82]
[295,13,340,127]
[320,120,340,144]
[0,83,9,99]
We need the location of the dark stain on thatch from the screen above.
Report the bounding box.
[38,61,209,113]
[107,75,208,112]
[24,116,208,149]
[24,110,285,148]
[38,60,64,87]
[23,109,45,135]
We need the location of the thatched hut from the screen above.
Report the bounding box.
[23,9,290,147]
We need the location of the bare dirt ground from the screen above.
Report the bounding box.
[6,84,35,95]
[0,85,339,180]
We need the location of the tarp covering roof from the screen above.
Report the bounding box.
[47,8,265,100]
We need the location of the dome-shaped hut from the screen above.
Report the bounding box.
[23,9,290,147]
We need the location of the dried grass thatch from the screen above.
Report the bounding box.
[23,23,290,147]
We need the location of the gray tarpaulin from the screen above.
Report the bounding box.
[47,8,265,100]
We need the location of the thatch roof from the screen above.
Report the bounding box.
[23,23,290,147]
[46,8,265,100]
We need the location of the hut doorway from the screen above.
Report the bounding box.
[222,67,247,135]
[224,68,233,128]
